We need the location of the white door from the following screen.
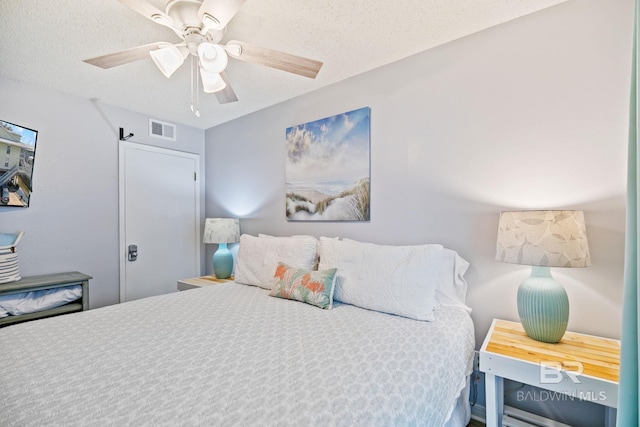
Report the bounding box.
[119,141,200,302]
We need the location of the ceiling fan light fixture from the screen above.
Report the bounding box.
[224,44,242,58]
[200,69,227,93]
[150,45,186,78]
[198,43,228,73]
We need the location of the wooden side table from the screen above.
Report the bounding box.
[0,271,92,327]
[177,275,234,291]
[480,319,620,427]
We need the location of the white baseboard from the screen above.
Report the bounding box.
[471,403,486,423]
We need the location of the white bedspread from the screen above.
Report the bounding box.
[0,282,474,426]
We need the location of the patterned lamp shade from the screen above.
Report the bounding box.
[203,218,240,244]
[496,210,590,268]
[495,210,590,344]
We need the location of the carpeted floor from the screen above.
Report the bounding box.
[467,418,486,427]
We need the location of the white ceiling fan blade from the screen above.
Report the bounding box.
[225,40,322,79]
[118,0,174,29]
[198,0,246,30]
[215,72,238,104]
[83,42,170,69]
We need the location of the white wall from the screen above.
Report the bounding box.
[205,0,631,351]
[0,77,206,308]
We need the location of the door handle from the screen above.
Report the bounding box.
[128,244,138,262]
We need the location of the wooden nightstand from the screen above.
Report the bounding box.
[480,319,620,427]
[177,275,234,291]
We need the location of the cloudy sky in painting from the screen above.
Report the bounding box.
[286,107,370,183]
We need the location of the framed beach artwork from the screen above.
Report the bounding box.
[286,107,370,221]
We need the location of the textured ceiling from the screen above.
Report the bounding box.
[0,0,565,130]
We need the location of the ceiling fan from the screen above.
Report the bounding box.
[83,0,323,116]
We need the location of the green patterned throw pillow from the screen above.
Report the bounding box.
[269,263,337,309]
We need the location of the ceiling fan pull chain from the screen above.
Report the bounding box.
[189,56,200,118]
[195,59,201,118]
[190,55,195,114]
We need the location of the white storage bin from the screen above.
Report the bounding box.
[0,232,24,284]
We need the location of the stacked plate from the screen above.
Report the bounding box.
[0,232,24,284]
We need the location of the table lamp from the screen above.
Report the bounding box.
[495,210,590,343]
[203,218,240,279]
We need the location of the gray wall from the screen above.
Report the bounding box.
[204,1,632,422]
[205,0,631,359]
[0,77,206,309]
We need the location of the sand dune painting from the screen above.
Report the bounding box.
[286,107,370,221]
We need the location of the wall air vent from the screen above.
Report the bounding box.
[149,119,176,141]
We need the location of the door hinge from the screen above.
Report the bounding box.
[194,172,197,181]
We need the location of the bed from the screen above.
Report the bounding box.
[0,236,475,427]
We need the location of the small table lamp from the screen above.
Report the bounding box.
[203,218,240,279]
[496,210,591,343]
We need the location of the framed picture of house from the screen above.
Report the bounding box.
[286,107,371,221]
[0,120,38,208]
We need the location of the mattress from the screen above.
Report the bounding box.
[0,282,475,426]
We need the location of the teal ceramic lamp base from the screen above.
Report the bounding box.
[212,243,233,279]
[517,266,569,344]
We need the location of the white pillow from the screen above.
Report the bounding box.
[234,234,318,289]
[340,239,471,312]
[258,234,317,239]
[259,234,339,269]
[436,248,471,312]
[318,237,444,321]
